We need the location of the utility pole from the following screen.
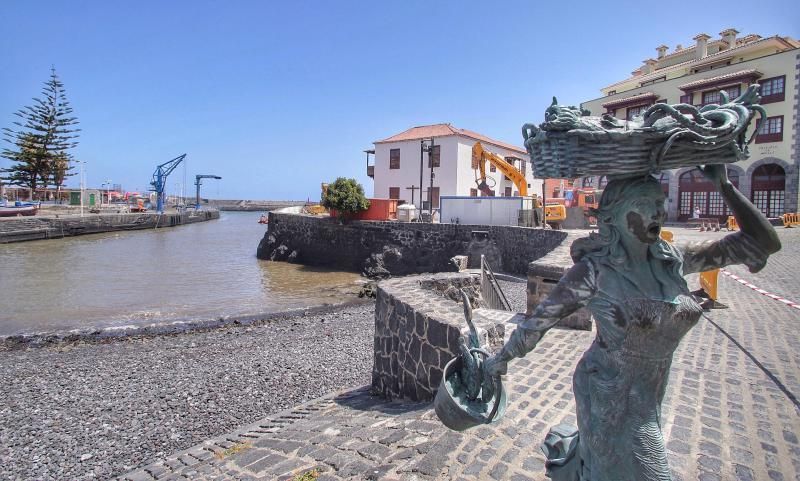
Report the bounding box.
[428,139,436,221]
[405,185,420,204]
[419,138,434,216]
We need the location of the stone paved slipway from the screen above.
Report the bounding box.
[120,227,800,481]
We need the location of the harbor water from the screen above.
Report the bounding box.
[0,211,365,336]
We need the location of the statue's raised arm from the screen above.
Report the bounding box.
[678,164,781,275]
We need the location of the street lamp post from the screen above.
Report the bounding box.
[102,179,112,206]
[79,161,86,217]
[419,138,435,219]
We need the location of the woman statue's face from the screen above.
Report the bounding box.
[616,183,667,244]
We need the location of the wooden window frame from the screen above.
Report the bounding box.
[756,115,784,143]
[679,94,693,105]
[626,104,650,121]
[389,187,400,200]
[759,75,786,104]
[427,145,441,168]
[701,84,739,106]
[389,149,400,169]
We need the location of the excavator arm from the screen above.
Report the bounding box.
[472,142,527,197]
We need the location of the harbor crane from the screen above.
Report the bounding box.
[195,174,222,209]
[150,154,187,213]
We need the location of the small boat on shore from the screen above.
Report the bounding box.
[0,202,39,217]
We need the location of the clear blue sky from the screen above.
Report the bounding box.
[2,1,798,200]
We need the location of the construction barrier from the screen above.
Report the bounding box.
[783,213,800,228]
[727,216,738,231]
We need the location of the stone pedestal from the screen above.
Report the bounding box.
[371,273,505,401]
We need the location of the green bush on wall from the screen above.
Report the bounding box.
[322,177,370,221]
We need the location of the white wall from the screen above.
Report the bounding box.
[374,136,460,208]
[373,134,542,209]
[440,196,523,226]
[454,138,542,198]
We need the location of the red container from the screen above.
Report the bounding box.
[330,198,398,221]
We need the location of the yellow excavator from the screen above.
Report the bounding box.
[472,142,528,197]
[473,142,562,227]
[305,183,329,215]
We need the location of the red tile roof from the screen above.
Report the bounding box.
[602,91,658,109]
[677,69,762,90]
[602,35,797,91]
[375,123,527,155]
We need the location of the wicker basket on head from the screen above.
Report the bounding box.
[522,86,766,179]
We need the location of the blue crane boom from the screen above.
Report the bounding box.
[150,154,186,213]
[194,174,222,209]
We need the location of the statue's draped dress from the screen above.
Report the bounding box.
[518,232,768,481]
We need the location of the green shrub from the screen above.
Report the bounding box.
[321,177,370,221]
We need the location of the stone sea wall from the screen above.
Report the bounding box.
[257,213,568,277]
[0,210,220,243]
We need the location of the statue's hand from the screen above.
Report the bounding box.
[699,165,729,187]
[480,355,507,402]
[483,354,508,378]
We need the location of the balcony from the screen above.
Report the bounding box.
[365,148,375,178]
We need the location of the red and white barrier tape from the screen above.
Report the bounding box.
[720,269,800,310]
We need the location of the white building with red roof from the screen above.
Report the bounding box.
[368,123,542,211]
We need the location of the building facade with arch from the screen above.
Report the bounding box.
[580,29,799,222]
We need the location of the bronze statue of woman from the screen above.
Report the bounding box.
[482,166,780,480]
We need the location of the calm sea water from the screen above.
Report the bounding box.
[0,211,364,336]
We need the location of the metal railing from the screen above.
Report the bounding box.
[480,254,512,311]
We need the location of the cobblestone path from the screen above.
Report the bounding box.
[120,228,800,481]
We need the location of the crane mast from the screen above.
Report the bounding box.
[150,154,187,213]
[195,175,222,209]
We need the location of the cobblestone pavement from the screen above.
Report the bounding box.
[119,227,800,481]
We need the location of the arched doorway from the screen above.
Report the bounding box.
[678,168,739,221]
[751,164,785,217]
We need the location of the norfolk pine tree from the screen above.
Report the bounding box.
[1,68,80,200]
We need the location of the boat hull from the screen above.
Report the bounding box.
[0,206,39,217]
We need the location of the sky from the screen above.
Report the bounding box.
[2,1,798,201]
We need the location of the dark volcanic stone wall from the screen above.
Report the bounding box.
[372,273,483,401]
[257,213,568,277]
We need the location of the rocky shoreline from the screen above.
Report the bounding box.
[0,299,371,351]
[0,303,378,481]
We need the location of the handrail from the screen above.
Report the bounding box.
[480,254,512,311]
